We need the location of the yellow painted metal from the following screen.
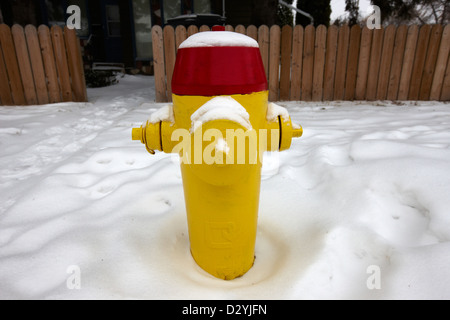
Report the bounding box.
[131,90,302,280]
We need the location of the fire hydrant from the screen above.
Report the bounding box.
[132,27,302,280]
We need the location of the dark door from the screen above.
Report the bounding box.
[101,0,123,62]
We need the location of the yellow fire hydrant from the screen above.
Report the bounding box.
[132,27,302,280]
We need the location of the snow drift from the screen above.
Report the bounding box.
[0,76,450,299]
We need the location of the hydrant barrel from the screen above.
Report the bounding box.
[171,31,269,280]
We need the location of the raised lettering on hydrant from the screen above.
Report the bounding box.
[132,27,302,280]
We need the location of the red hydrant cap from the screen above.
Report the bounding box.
[172,31,267,96]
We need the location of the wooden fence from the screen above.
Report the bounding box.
[0,24,87,106]
[152,24,450,102]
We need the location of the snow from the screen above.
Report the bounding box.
[1,75,450,299]
[146,104,174,124]
[267,102,290,122]
[190,96,252,132]
[178,31,259,49]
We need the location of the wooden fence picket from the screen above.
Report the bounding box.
[25,25,49,104]
[419,24,443,100]
[301,25,315,101]
[51,25,72,102]
[344,25,361,100]
[163,26,176,101]
[258,25,270,81]
[355,27,372,100]
[12,24,37,105]
[187,25,198,36]
[323,25,338,101]
[366,28,384,101]
[0,44,13,105]
[0,24,26,105]
[175,25,187,51]
[409,24,432,100]
[279,25,292,101]
[235,25,246,34]
[246,25,258,41]
[376,25,396,100]
[38,25,61,103]
[290,25,303,101]
[430,25,450,100]
[152,25,167,103]
[441,57,450,101]
[312,25,327,101]
[333,24,350,100]
[398,25,419,100]
[268,25,281,101]
[64,27,87,102]
[387,25,408,100]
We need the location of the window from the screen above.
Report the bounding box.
[194,0,211,14]
[46,0,65,27]
[106,5,121,37]
[132,0,153,60]
[163,0,181,23]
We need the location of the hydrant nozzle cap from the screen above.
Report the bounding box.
[132,127,143,141]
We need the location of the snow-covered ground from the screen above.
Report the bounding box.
[1,75,449,300]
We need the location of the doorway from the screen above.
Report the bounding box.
[101,0,123,62]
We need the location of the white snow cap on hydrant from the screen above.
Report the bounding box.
[179,31,259,49]
[190,96,252,133]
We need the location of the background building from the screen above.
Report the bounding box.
[0,0,277,72]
